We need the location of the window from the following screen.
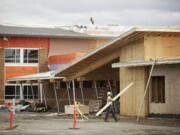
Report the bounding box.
[5,49,20,63]
[24,49,38,63]
[5,85,20,99]
[5,85,39,100]
[151,76,165,103]
[5,48,38,64]
[23,85,39,100]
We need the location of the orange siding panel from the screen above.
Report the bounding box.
[48,52,85,64]
[0,37,49,49]
[6,66,38,80]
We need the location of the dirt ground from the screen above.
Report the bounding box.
[1,112,180,135]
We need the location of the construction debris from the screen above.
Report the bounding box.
[65,102,89,115]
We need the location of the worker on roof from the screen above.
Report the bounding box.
[104,91,118,122]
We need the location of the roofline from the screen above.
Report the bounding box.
[7,76,64,82]
[54,27,137,76]
[54,27,180,76]
[0,33,114,39]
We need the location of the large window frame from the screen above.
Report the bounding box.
[5,48,39,66]
[5,84,39,101]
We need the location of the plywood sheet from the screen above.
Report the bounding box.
[119,39,148,117]
[144,36,180,60]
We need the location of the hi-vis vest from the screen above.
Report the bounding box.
[107,96,113,103]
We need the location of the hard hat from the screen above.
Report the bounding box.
[107,91,112,96]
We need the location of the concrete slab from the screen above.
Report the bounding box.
[0,112,180,135]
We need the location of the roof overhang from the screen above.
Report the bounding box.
[112,58,180,68]
[54,27,180,78]
[7,71,64,83]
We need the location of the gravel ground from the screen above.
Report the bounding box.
[0,112,180,135]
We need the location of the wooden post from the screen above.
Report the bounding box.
[66,81,71,105]
[42,83,47,108]
[137,60,156,122]
[94,81,98,99]
[30,83,35,103]
[53,82,60,113]
[79,81,85,104]
[39,83,43,103]
[20,83,24,100]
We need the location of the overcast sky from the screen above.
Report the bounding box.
[0,0,180,27]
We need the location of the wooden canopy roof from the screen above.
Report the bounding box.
[54,27,180,79]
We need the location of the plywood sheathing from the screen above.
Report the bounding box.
[0,48,4,104]
[149,64,180,114]
[120,39,149,117]
[83,59,119,81]
[144,36,180,60]
[62,49,121,80]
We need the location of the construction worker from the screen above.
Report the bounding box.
[104,91,118,122]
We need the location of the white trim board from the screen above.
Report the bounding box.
[112,58,180,68]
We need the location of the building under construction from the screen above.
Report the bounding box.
[6,27,180,118]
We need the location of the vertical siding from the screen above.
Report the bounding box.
[144,36,180,60]
[119,39,148,117]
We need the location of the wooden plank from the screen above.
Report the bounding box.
[137,60,156,122]
[96,82,134,116]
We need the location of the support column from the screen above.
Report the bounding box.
[79,81,85,104]
[72,80,76,104]
[93,81,98,99]
[42,83,47,108]
[39,83,43,103]
[20,83,24,100]
[66,81,71,105]
[30,83,35,103]
[53,82,60,113]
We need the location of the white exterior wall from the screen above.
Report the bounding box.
[150,64,180,114]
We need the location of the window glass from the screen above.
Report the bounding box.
[5,48,38,64]
[23,85,39,100]
[5,49,20,63]
[24,49,38,63]
[5,85,38,100]
[5,85,20,99]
